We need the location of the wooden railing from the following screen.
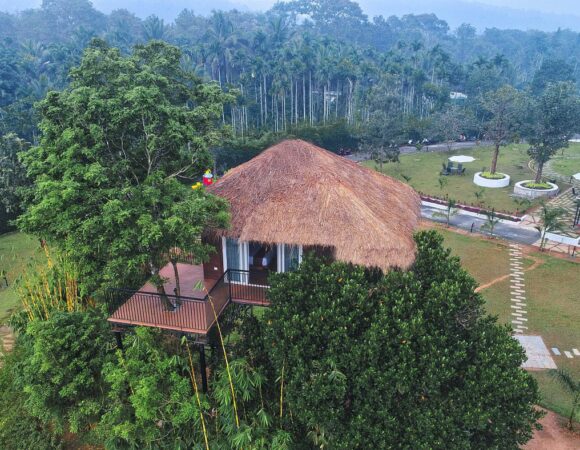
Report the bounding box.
[107,269,269,333]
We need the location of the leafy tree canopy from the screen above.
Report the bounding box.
[238,230,542,449]
[525,81,580,182]
[0,133,30,232]
[18,39,232,294]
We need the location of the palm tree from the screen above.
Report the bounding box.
[550,369,579,430]
[433,198,458,227]
[481,209,500,237]
[534,203,567,251]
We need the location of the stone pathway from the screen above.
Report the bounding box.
[546,188,580,237]
[514,335,557,369]
[550,346,580,359]
[509,243,529,334]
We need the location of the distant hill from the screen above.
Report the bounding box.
[358,0,580,32]
[2,0,579,32]
[0,0,249,20]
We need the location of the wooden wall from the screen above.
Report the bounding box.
[203,235,223,281]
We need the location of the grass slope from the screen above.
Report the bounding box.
[550,143,580,179]
[0,232,40,322]
[434,226,580,421]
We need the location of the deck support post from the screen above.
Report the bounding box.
[114,331,124,352]
[199,345,208,393]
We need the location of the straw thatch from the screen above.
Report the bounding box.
[207,139,421,270]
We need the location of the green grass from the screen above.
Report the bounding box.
[0,232,40,322]
[434,226,580,421]
[550,142,580,178]
[363,144,544,213]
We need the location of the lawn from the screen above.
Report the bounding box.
[0,232,40,322]
[363,144,562,214]
[550,142,580,179]
[433,225,580,421]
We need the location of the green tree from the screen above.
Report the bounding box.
[15,310,113,435]
[359,111,401,171]
[530,58,576,96]
[534,203,567,251]
[433,198,458,227]
[481,208,501,237]
[240,231,542,448]
[526,82,579,182]
[99,327,290,449]
[0,346,63,449]
[480,85,525,174]
[0,133,30,232]
[18,40,231,295]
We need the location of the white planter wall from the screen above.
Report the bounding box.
[513,181,559,199]
[473,172,510,188]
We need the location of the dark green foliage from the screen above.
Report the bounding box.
[99,327,290,449]
[525,81,580,182]
[0,345,63,449]
[0,134,30,232]
[14,311,114,435]
[239,230,542,448]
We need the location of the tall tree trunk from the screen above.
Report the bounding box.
[535,160,544,183]
[151,265,174,311]
[170,257,182,307]
[490,143,500,174]
[303,75,306,122]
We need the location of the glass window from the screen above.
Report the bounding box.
[283,244,301,272]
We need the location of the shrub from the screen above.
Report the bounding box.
[480,171,507,179]
[522,181,553,190]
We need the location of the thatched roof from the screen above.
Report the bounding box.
[207,139,421,270]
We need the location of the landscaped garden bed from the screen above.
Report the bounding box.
[364,144,545,214]
[514,180,559,199]
[473,171,511,188]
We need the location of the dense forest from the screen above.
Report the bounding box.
[1,0,580,232]
[1,0,579,142]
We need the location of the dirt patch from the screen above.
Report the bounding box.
[475,253,544,293]
[525,408,580,450]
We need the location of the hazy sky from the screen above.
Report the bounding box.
[2,0,578,15]
[2,0,579,32]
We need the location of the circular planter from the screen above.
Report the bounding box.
[473,172,510,188]
[513,180,559,199]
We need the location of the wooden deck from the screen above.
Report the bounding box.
[108,263,269,334]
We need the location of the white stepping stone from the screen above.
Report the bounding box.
[552,348,561,355]
[564,351,573,358]
[573,349,580,356]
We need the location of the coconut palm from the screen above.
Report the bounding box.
[534,203,567,251]
[550,369,579,430]
[433,198,458,227]
[481,209,500,237]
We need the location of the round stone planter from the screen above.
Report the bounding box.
[513,180,559,199]
[473,172,510,188]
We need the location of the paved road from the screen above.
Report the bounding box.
[421,204,540,245]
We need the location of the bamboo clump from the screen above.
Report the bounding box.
[17,247,89,322]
